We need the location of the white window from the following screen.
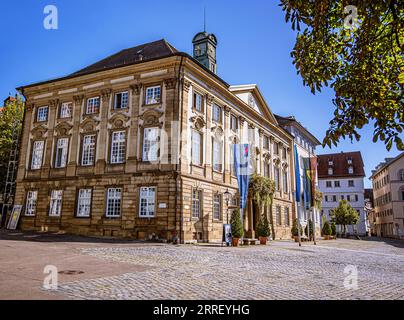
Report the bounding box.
[274,166,280,191]
[81,135,96,166]
[114,91,129,109]
[106,188,122,217]
[328,160,333,166]
[139,187,156,218]
[213,193,221,220]
[31,141,44,170]
[193,92,203,112]
[37,106,48,122]
[60,102,72,118]
[212,104,222,123]
[49,190,63,217]
[110,131,126,164]
[348,166,354,174]
[77,189,92,217]
[192,189,202,218]
[25,191,38,216]
[145,86,161,105]
[328,168,333,175]
[192,130,202,166]
[142,127,160,162]
[86,97,100,114]
[54,138,69,168]
[283,170,288,192]
[213,139,222,172]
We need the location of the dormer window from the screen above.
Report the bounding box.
[328,168,333,175]
[328,160,333,166]
[347,158,353,165]
[348,166,354,174]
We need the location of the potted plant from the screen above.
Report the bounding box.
[230,209,244,247]
[305,219,314,241]
[322,221,332,240]
[331,222,337,239]
[291,218,303,242]
[256,213,271,245]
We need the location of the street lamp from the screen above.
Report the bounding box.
[224,188,231,224]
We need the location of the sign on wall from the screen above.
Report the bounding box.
[7,205,23,230]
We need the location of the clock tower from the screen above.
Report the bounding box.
[192,32,218,74]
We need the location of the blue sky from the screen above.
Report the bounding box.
[0,0,401,187]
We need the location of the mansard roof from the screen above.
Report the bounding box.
[317,151,365,179]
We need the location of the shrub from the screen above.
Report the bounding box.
[291,218,303,237]
[331,222,337,236]
[256,214,271,238]
[322,221,332,236]
[230,209,244,238]
[305,220,314,237]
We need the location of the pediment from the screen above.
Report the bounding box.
[31,124,48,139]
[229,84,278,125]
[54,121,73,136]
[109,113,130,129]
[80,117,99,133]
[140,109,163,126]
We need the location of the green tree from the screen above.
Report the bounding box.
[230,209,244,239]
[291,218,303,237]
[331,222,337,236]
[331,200,360,235]
[322,221,332,236]
[256,213,271,238]
[249,174,276,238]
[0,96,24,196]
[280,1,404,151]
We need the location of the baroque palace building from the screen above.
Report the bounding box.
[15,33,295,243]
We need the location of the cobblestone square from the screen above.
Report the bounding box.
[1,231,403,300]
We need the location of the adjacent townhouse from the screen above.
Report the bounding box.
[370,153,404,238]
[318,152,369,236]
[14,33,295,242]
[275,115,321,237]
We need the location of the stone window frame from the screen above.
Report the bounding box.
[144,84,162,106]
[276,205,282,226]
[212,103,223,124]
[230,114,239,132]
[284,207,290,226]
[191,188,203,220]
[85,96,101,115]
[191,129,204,167]
[105,186,123,218]
[108,129,128,165]
[192,90,205,114]
[75,187,93,218]
[29,139,46,171]
[53,136,70,169]
[58,101,73,120]
[35,105,49,123]
[212,192,222,221]
[79,132,98,167]
[138,186,157,218]
[113,90,130,111]
[49,189,63,217]
[24,190,38,216]
[212,136,223,173]
[141,126,161,163]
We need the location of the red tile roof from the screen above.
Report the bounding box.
[317,151,365,179]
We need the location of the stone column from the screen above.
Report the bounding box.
[223,106,231,184]
[67,95,84,176]
[163,78,177,167]
[204,94,214,180]
[95,89,111,175]
[179,79,190,172]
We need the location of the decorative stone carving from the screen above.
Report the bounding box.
[101,88,112,100]
[263,152,271,161]
[80,117,99,133]
[206,94,214,106]
[239,116,246,125]
[258,129,264,136]
[231,135,240,144]
[49,99,59,109]
[211,124,224,139]
[54,121,73,136]
[31,124,48,139]
[140,109,163,126]
[26,103,35,111]
[223,105,231,116]
[164,78,177,90]
[73,95,84,105]
[182,79,191,92]
[130,84,141,95]
[248,123,255,130]
[190,115,206,131]
[109,113,130,129]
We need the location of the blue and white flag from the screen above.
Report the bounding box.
[233,144,251,210]
[294,145,301,203]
